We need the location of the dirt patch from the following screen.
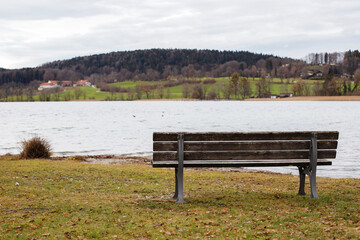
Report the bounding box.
[52,155,152,165]
[51,155,279,174]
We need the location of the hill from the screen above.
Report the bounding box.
[42,49,278,74]
[0,49,286,85]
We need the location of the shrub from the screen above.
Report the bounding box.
[20,136,52,159]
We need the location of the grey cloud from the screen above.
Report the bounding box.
[0,0,359,68]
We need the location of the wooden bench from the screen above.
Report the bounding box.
[152,131,339,203]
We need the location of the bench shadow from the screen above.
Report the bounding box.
[137,190,315,209]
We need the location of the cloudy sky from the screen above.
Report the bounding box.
[1,0,359,69]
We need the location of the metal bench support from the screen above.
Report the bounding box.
[298,166,306,195]
[309,133,318,199]
[297,133,318,199]
[173,168,178,199]
[175,134,185,203]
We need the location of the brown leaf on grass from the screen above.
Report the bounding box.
[42,233,50,237]
[274,194,281,199]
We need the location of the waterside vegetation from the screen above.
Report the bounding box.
[0,76,358,102]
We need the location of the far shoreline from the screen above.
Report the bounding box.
[244,96,360,101]
[2,95,360,103]
[135,95,360,102]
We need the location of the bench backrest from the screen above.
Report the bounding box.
[153,131,339,162]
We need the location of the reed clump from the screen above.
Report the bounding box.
[20,136,52,159]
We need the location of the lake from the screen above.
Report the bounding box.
[1,101,359,178]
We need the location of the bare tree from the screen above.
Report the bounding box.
[74,88,83,100]
[250,65,257,80]
[156,86,164,99]
[256,76,271,98]
[292,80,305,96]
[182,84,191,98]
[135,85,143,99]
[351,68,360,92]
[191,84,204,100]
[230,72,240,99]
[239,77,251,99]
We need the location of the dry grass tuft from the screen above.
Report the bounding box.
[20,136,52,159]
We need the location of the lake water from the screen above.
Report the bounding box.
[1,101,359,178]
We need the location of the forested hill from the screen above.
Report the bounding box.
[0,49,285,85]
[43,49,276,74]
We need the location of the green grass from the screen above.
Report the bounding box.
[0,156,359,239]
[110,80,159,89]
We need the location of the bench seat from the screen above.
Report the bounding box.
[153,159,332,168]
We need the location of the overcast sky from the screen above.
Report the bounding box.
[1,0,359,69]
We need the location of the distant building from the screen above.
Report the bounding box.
[38,82,58,91]
[61,81,72,87]
[74,80,91,87]
[38,80,73,90]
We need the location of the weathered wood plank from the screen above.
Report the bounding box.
[153,141,338,151]
[153,131,339,141]
[152,159,332,168]
[153,150,337,161]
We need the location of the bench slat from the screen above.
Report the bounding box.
[153,140,338,151]
[152,159,332,168]
[153,131,339,141]
[153,150,336,161]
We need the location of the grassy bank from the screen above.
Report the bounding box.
[0,157,359,239]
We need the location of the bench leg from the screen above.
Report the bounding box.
[309,133,318,199]
[175,166,185,203]
[298,167,306,195]
[309,169,318,199]
[173,168,178,199]
[175,134,185,203]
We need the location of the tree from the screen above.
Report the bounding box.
[239,77,251,99]
[53,87,62,101]
[265,59,273,73]
[250,65,257,80]
[25,88,34,101]
[138,85,152,99]
[207,87,218,100]
[165,88,171,99]
[182,84,191,98]
[191,84,204,100]
[292,80,305,96]
[156,86,164,99]
[256,76,271,98]
[230,72,240,99]
[351,68,360,92]
[327,78,341,96]
[74,87,83,100]
[135,85,143,99]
